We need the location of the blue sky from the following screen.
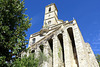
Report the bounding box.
[24,0,100,54]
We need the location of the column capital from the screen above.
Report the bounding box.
[52,34,58,39]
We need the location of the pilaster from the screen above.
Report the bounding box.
[63,29,74,67]
[43,41,52,67]
[35,46,40,58]
[53,34,60,67]
[73,20,88,67]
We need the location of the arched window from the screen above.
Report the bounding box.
[39,45,44,53]
[49,7,51,12]
[32,38,35,44]
[48,21,51,25]
[31,50,35,53]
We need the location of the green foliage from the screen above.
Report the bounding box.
[96,54,100,66]
[0,56,8,67]
[58,47,61,58]
[12,51,48,67]
[0,0,31,66]
[12,53,39,67]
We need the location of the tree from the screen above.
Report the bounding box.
[0,0,31,66]
[12,53,39,67]
[96,54,100,67]
[11,51,48,67]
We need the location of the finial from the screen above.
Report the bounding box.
[73,17,75,20]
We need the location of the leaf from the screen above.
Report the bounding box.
[0,0,31,66]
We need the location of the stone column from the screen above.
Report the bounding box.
[63,29,74,67]
[35,46,40,58]
[53,34,60,67]
[72,20,88,67]
[43,41,52,67]
[57,35,64,67]
[35,45,44,67]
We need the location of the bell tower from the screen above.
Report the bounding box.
[43,3,58,28]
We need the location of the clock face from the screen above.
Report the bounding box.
[48,14,50,17]
[48,21,51,25]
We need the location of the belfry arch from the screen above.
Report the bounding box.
[67,27,79,66]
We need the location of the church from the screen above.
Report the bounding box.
[22,3,99,67]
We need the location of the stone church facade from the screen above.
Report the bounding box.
[22,3,99,67]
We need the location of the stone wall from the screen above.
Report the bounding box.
[26,20,99,67]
